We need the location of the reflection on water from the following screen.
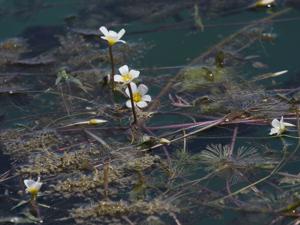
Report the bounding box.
[0,0,300,224]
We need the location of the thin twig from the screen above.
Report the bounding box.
[229,126,238,156]
[141,117,225,152]
[169,212,182,225]
[103,158,110,199]
[122,216,135,225]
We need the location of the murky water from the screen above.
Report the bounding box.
[0,1,300,224]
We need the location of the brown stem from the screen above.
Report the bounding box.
[103,158,110,199]
[108,45,115,89]
[30,198,41,220]
[229,126,238,157]
[59,85,70,115]
[127,83,138,124]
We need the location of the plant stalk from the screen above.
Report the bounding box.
[108,45,115,89]
[127,83,138,124]
[103,158,110,199]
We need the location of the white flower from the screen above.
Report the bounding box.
[114,65,140,84]
[24,177,42,196]
[269,116,295,136]
[99,26,126,46]
[125,83,151,109]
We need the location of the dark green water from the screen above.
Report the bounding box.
[1,1,300,225]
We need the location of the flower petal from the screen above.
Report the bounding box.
[129,82,137,92]
[138,84,148,95]
[114,75,123,82]
[137,101,148,108]
[119,65,129,75]
[118,28,126,39]
[142,95,151,102]
[126,100,133,108]
[24,179,35,188]
[283,122,295,127]
[35,182,42,190]
[108,30,118,38]
[117,40,126,44]
[269,127,279,135]
[271,119,280,128]
[130,70,140,79]
[99,26,109,36]
[125,87,130,97]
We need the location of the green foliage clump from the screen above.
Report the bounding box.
[18,149,96,175]
[177,66,231,92]
[0,129,61,159]
[71,199,177,223]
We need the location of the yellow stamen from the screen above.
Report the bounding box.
[122,73,133,82]
[27,187,39,196]
[133,92,142,102]
[106,37,117,46]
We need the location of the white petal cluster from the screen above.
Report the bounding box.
[99,26,126,46]
[125,83,151,109]
[269,116,295,136]
[114,65,140,84]
[24,177,42,196]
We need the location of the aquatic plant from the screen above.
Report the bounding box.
[99,26,126,46]
[198,144,265,173]
[125,83,151,123]
[99,26,126,88]
[24,177,42,200]
[0,3,299,225]
[71,199,178,224]
[269,116,295,136]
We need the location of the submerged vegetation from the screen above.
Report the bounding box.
[0,0,300,224]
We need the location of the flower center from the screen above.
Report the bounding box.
[106,37,117,46]
[133,92,142,102]
[122,73,133,82]
[27,186,39,196]
[279,126,286,134]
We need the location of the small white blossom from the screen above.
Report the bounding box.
[24,177,42,196]
[114,65,140,84]
[269,116,295,136]
[125,83,151,109]
[99,26,126,46]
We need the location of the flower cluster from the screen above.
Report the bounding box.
[114,65,151,109]
[100,26,151,123]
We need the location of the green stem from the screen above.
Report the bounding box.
[127,84,138,124]
[108,45,115,89]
